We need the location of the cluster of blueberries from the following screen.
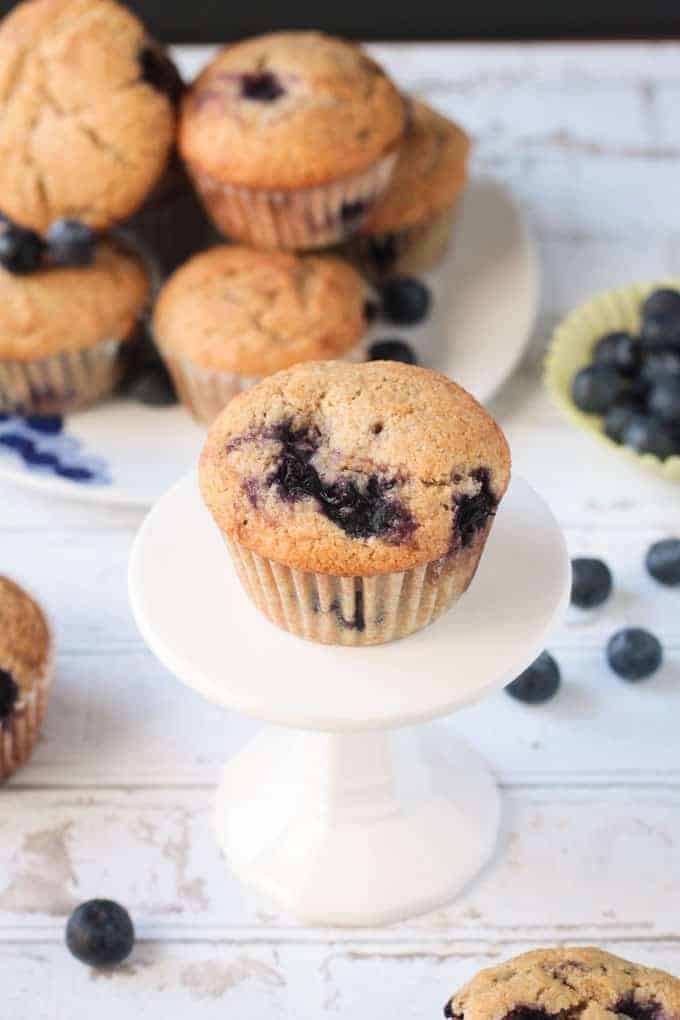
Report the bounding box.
[365,275,431,363]
[507,539,680,704]
[571,287,680,461]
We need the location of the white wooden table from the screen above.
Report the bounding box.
[2,42,680,1018]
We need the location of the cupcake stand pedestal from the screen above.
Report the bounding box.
[129,472,569,927]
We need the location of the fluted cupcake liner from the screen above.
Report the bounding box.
[162,342,367,427]
[0,340,126,416]
[345,204,459,281]
[223,537,482,646]
[0,660,52,782]
[190,151,399,251]
[545,276,680,481]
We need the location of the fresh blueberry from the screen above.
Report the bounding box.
[646,537,680,586]
[381,277,431,326]
[46,219,95,268]
[621,413,678,459]
[648,378,680,424]
[506,651,561,704]
[368,339,418,364]
[571,557,613,608]
[139,44,184,104]
[126,364,178,406]
[0,224,45,274]
[639,348,680,386]
[606,627,662,682]
[571,364,629,414]
[241,71,284,101]
[592,332,640,376]
[604,398,644,444]
[66,899,135,968]
[23,415,63,435]
[0,667,19,721]
[643,288,680,322]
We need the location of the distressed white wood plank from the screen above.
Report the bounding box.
[1,939,680,1020]
[1,787,679,942]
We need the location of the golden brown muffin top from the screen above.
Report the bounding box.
[445,947,680,1020]
[0,239,149,360]
[0,575,50,694]
[154,245,368,375]
[179,32,405,190]
[0,0,178,233]
[200,360,511,576]
[361,99,470,235]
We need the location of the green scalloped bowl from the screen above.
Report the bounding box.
[545,278,680,482]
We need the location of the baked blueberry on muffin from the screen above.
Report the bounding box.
[0,576,52,781]
[349,99,470,278]
[179,31,406,250]
[154,246,369,425]
[200,360,510,645]
[0,240,150,415]
[0,0,178,236]
[444,947,680,1020]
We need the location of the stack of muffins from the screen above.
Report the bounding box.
[0,3,471,423]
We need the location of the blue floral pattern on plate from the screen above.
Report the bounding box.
[0,415,111,485]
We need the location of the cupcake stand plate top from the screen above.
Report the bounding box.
[129,471,569,926]
[0,177,537,508]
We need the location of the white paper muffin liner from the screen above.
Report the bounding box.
[0,340,125,416]
[0,659,52,782]
[223,536,485,646]
[190,151,399,251]
[162,341,367,426]
[545,276,680,481]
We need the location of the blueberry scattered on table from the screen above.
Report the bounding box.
[46,219,95,268]
[66,899,135,968]
[571,557,613,609]
[571,364,629,415]
[592,331,640,376]
[0,223,46,274]
[368,339,418,365]
[380,276,431,326]
[606,627,663,682]
[506,651,561,704]
[646,538,680,586]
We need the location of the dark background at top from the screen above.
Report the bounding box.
[1,1,679,41]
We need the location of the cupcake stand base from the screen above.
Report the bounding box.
[129,472,569,927]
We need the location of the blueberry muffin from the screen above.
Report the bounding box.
[179,32,405,250]
[0,0,179,236]
[0,239,150,415]
[200,360,510,645]
[349,99,470,278]
[444,947,680,1020]
[154,246,369,425]
[0,576,52,781]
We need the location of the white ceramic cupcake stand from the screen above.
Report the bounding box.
[129,472,570,927]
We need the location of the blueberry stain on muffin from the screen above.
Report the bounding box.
[453,468,498,549]
[263,420,417,542]
[240,70,285,101]
[0,668,19,724]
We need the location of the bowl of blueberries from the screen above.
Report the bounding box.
[545,280,680,478]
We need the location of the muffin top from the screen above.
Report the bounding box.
[0,576,50,702]
[200,360,511,576]
[0,239,149,360]
[445,947,680,1020]
[154,245,368,375]
[360,100,470,235]
[179,32,405,190]
[0,0,180,233]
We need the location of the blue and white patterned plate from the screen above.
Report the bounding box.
[0,177,536,507]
